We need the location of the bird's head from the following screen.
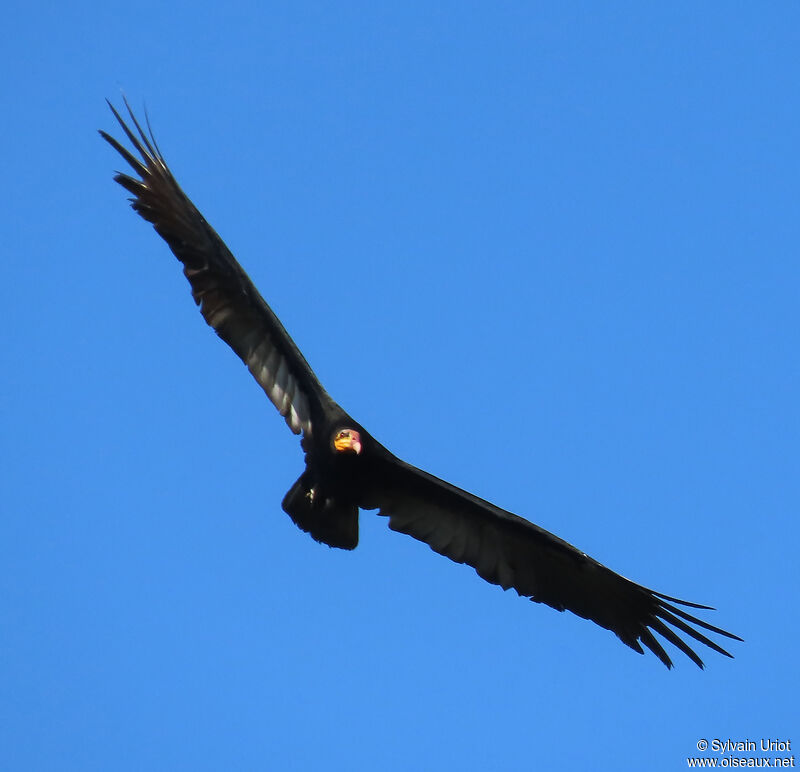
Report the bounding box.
[332,428,362,455]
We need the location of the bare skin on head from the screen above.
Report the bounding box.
[333,429,362,455]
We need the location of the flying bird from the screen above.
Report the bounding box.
[101,99,741,669]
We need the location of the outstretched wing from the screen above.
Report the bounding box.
[369,455,741,668]
[100,99,333,437]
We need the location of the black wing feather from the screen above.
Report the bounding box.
[370,455,742,668]
[100,99,333,437]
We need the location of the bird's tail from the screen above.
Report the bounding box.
[282,473,359,550]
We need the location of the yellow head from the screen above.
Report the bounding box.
[333,428,362,455]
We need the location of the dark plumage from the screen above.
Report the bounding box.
[101,99,742,668]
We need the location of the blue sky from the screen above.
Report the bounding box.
[2,3,797,770]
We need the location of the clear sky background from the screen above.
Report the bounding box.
[2,3,797,770]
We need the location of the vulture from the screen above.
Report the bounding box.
[101,99,741,669]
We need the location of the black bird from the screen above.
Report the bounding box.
[101,99,741,669]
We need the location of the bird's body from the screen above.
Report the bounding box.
[101,100,741,668]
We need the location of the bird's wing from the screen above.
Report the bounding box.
[368,455,741,668]
[100,99,332,437]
